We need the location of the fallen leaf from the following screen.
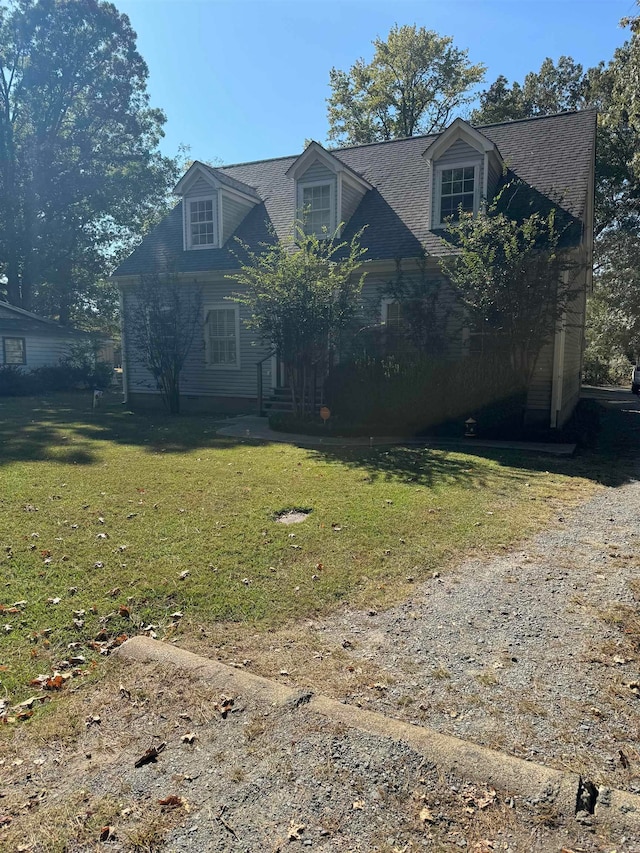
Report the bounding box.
[352,800,364,810]
[288,821,306,840]
[477,788,497,809]
[218,697,234,718]
[419,805,435,823]
[99,825,116,842]
[134,741,166,768]
[158,794,185,810]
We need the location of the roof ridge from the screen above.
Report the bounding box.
[219,110,595,172]
[476,108,596,131]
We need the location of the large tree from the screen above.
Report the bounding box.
[470,56,588,125]
[0,0,177,324]
[327,24,485,145]
[440,186,578,390]
[233,226,367,419]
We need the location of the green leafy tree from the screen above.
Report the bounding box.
[471,56,587,125]
[129,274,202,415]
[327,24,485,145]
[0,0,178,324]
[440,187,579,390]
[232,226,367,418]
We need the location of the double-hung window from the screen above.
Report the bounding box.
[437,165,477,225]
[205,306,239,368]
[189,198,216,247]
[299,182,334,237]
[3,337,26,365]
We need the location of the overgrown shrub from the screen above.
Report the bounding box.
[0,343,113,396]
[61,342,113,389]
[0,365,37,396]
[323,354,526,437]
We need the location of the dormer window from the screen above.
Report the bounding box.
[286,142,371,239]
[422,118,503,231]
[188,197,217,248]
[299,181,335,237]
[176,162,260,251]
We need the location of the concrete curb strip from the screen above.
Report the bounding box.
[115,636,640,833]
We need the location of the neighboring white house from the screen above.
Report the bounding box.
[113,111,596,428]
[0,301,112,370]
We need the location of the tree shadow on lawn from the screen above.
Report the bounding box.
[1,391,636,492]
[307,398,638,491]
[0,392,247,467]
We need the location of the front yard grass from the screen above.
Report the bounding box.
[0,392,598,712]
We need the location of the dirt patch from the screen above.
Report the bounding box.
[275,508,312,524]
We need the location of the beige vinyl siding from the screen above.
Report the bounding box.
[187,176,215,197]
[222,194,252,245]
[487,158,502,203]
[432,140,483,226]
[122,281,274,400]
[526,341,553,415]
[558,265,588,426]
[359,264,462,360]
[341,179,366,224]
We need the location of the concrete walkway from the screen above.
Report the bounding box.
[215,414,577,456]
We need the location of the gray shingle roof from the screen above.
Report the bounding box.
[113,110,596,278]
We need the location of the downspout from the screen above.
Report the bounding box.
[119,287,129,405]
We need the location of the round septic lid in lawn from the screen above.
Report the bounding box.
[275,508,311,524]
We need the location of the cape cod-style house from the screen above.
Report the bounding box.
[113,110,596,428]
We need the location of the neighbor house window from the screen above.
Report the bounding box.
[3,337,26,365]
[205,306,239,367]
[299,182,334,236]
[437,165,477,225]
[189,198,216,247]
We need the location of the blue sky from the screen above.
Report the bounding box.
[115,0,634,167]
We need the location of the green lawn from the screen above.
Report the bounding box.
[0,391,597,709]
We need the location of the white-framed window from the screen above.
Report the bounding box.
[298,180,335,237]
[380,299,411,354]
[186,196,217,249]
[3,336,26,365]
[434,162,479,227]
[205,304,240,369]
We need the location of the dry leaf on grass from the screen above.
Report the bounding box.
[99,826,116,842]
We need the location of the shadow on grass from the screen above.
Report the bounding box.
[307,394,640,490]
[0,391,245,467]
[1,390,638,492]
